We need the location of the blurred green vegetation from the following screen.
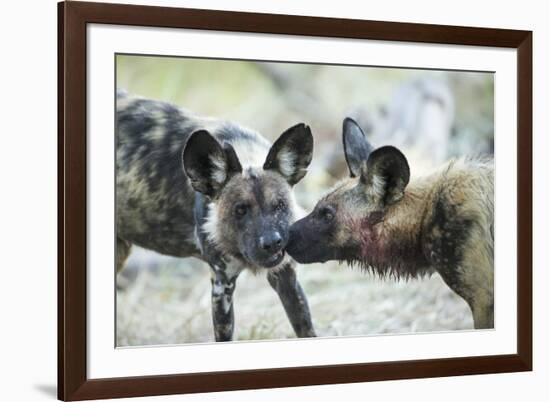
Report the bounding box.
[117,55,492,146]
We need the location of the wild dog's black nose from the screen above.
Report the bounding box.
[260,232,283,252]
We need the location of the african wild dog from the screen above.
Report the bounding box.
[287,117,494,329]
[116,90,316,341]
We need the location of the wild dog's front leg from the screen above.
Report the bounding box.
[469,268,494,330]
[210,264,240,341]
[437,262,494,330]
[464,269,494,329]
[267,263,316,337]
[471,299,494,329]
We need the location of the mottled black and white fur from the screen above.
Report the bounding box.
[116,90,316,341]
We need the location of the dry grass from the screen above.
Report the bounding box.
[116,247,472,346]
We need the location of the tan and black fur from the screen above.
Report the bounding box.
[287,118,494,329]
[116,90,316,341]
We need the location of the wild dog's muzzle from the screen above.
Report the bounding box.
[245,230,287,268]
[286,216,336,264]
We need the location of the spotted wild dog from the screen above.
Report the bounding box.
[116,90,316,341]
[287,117,494,329]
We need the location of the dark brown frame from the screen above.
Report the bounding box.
[58,1,532,400]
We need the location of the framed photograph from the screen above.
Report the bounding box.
[58,1,532,400]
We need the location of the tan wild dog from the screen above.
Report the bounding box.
[287,117,494,329]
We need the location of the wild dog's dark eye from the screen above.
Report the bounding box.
[274,199,287,212]
[234,203,249,218]
[319,205,335,223]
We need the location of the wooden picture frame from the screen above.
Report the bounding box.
[58,1,532,400]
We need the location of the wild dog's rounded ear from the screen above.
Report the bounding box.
[263,123,313,186]
[183,130,242,198]
[361,146,410,206]
[222,142,243,175]
[343,117,374,178]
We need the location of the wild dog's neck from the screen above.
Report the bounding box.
[356,184,431,277]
